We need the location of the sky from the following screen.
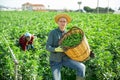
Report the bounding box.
[0,0,120,11]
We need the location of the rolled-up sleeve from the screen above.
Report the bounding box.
[46,31,55,52]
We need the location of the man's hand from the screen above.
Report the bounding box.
[55,46,64,52]
[26,42,28,45]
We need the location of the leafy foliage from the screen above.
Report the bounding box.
[61,33,83,47]
[0,11,120,80]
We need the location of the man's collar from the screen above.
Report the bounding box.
[57,28,66,33]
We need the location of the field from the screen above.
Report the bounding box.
[0,11,120,80]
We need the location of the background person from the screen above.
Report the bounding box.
[19,32,34,51]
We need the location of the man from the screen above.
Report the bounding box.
[19,32,34,51]
[46,13,85,80]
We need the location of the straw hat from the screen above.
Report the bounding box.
[54,13,71,23]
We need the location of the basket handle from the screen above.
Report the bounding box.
[70,26,84,35]
[70,26,80,31]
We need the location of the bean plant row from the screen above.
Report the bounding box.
[0,11,120,80]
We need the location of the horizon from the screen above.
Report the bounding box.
[0,0,120,11]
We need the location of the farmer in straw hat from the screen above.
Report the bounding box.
[19,32,34,51]
[46,13,85,80]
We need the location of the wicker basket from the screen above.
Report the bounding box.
[59,26,90,62]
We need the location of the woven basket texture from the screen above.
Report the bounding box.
[59,26,90,61]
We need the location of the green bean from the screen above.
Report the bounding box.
[61,33,82,47]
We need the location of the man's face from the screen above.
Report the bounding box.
[57,17,68,31]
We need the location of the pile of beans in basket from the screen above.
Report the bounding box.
[61,33,83,48]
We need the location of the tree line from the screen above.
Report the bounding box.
[83,6,114,13]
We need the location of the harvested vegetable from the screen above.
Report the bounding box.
[61,33,83,47]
